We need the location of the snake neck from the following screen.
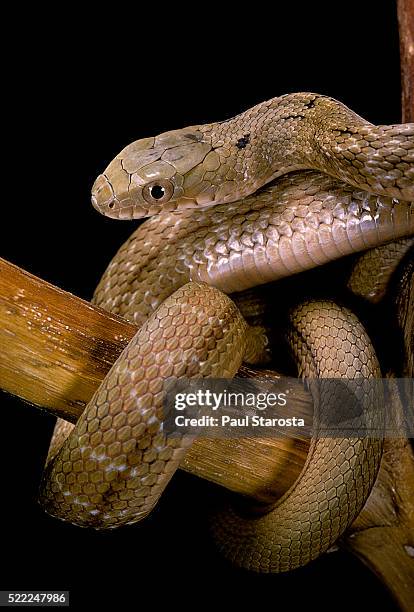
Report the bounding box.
[199,92,413,201]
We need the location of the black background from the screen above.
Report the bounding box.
[1,3,404,610]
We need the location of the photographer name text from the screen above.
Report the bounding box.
[174,415,305,428]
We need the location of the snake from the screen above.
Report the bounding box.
[39,92,414,572]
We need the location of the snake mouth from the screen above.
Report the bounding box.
[91,173,202,219]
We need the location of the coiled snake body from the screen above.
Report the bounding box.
[40,93,414,572]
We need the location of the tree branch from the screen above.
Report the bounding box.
[0,257,310,504]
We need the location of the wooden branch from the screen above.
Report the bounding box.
[398,0,414,122]
[0,257,310,504]
[345,429,414,610]
[2,257,412,567]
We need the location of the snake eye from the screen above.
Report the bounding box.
[143,179,174,205]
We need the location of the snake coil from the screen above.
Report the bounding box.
[40,93,413,572]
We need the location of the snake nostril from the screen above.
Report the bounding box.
[91,174,117,212]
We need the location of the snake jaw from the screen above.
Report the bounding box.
[91,173,201,219]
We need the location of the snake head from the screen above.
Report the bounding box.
[91,127,224,219]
